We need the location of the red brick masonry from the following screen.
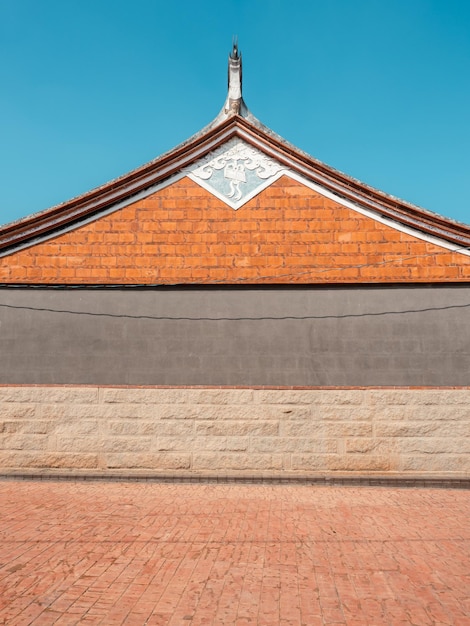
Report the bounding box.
[2,177,470,284]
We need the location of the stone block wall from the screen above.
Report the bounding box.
[0,386,469,476]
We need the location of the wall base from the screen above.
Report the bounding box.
[1,386,469,477]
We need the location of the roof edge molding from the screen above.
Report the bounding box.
[1,46,470,257]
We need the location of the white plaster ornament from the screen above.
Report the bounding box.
[188,139,287,209]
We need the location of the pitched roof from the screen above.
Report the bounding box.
[1,45,470,259]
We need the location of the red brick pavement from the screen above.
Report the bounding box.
[0,481,469,625]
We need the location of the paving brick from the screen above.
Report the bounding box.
[0,481,468,625]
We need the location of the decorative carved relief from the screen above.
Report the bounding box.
[188,139,287,209]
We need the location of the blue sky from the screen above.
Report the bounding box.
[0,0,469,227]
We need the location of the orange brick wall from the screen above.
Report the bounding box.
[1,176,470,284]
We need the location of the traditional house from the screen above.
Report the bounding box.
[1,47,469,478]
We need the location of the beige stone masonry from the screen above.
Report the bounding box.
[0,387,469,476]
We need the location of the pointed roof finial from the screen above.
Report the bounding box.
[226,36,243,115]
[231,36,239,60]
[211,39,258,125]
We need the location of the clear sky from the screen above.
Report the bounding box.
[1,0,469,227]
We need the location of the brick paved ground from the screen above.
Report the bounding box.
[0,481,469,625]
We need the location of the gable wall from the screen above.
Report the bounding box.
[2,176,470,284]
[2,177,470,477]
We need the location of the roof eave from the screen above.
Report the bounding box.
[1,113,470,254]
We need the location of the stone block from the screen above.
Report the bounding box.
[0,434,47,451]
[55,420,99,436]
[47,388,100,404]
[314,390,365,405]
[253,390,310,405]
[184,389,254,405]
[38,403,110,420]
[105,452,191,469]
[0,388,38,403]
[279,421,319,438]
[195,420,279,436]
[345,438,398,454]
[290,454,333,471]
[323,422,373,437]
[399,437,470,455]
[267,406,312,420]
[171,405,272,421]
[0,421,23,434]
[0,403,38,419]
[367,390,415,406]
[249,436,337,454]
[55,437,97,453]
[375,422,452,438]
[154,437,195,452]
[255,390,364,405]
[41,453,100,469]
[107,421,157,436]
[101,437,153,453]
[192,452,283,470]
[406,390,470,405]
[153,404,208,420]
[106,419,194,436]
[280,420,372,438]
[368,389,470,407]
[407,406,470,422]
[0,451,99,469]
[153,420,195,436]
[371,406,415,421]
[105,404,176,419]
[0,387,99,404]
[194,436,249,452]
[327,455,399,472]
[101,388,253,405]
[22,421,55,434]
[0,386,99,404]
[102,388,185,404]
[310,406,375,421]
[400,454,469,472]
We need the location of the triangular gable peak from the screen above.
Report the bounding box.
[1,45,470,284]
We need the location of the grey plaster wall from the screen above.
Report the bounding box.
[0,286,469,386]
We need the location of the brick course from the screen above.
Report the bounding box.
[2,176,470,284]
